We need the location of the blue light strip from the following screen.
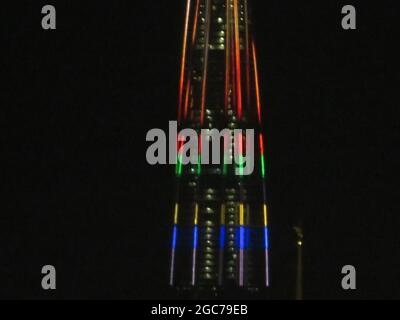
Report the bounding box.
[264,226,269,249]
[193,225,199,249]
[239,226,245,250]
[219,226,226,249]
[172,226,178,249]
[170,225,178,286]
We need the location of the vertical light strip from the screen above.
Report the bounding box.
[263,204,268,227]
[237,131,244,176]
[218,204,226,285]
[200,0,211,126]
[230,8,237,110]
[244,0,251,110]
[183,0,200,121]
[191,0,200,46]
[233,0,243,120]
[176,137,184,177]
[224,0,231,111]
[260,131,270,286]
[259,133,266,178]
[192,203,199,286]
[174,203,179,225]
[178,0,192,124]
[239,203,245,286]
[169,204,180,286]
[183,78,191,121]
[252,40,262,124]
[263,203,270,286]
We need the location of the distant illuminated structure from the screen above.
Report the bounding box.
[170,0,269,291]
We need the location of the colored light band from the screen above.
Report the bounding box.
[193,225,199,249]
[174,203,179,225]
[191,0,200,46]
[260,155,266,178]
[183,77,191,120]
[239,204,245,249]
[265,249,270,287]
[219,226,226,250]
[192,203,199,286]
[172,226,178,250]
[176,137,184,177]
[233,0,243,120]
[194,203,199,225]
[264,226,269,250]
[239,203,245,225]
[170,203,180,286]
[219,205,226,248]
[244,0,251,109]
[263,204,268,227]
[182,0,200,122]
[263,203,270,286]
[259,133,265,154]
[239,203,245,286]
[231,15,237,109]
[178,0,192,124]
[237,132,244,176]
[169,247,176,286]
[259,133,266,178]
[252,41,262,124]
[219,204,226,285]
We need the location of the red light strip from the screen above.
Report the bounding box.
[244,0,251,110]
[182,0,200,122]
[191,0,200,46]
[259,133,265,155]
[231,16,237,111]
[233,0,243,120]
[183,77,191,120]
[178,0,192,124]
[252,40,262,124]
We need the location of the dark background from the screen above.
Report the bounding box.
[1,1,398,299]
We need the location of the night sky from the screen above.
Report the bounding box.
[1,1,398,299]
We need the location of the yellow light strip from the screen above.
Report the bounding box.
[194,203,199,225]
[263,204,268,227]
[174,203,179,224]
[239,203,245,226]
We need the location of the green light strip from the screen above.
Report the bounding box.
[260,155,265,178]
[176,155,183,177]
[237,155,244,176]
[197,155,201,176]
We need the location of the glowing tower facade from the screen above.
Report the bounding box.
[170,0,269,292]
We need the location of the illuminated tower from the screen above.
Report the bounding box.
[170,0,269,293]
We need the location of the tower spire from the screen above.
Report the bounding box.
[170,0,269,295]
